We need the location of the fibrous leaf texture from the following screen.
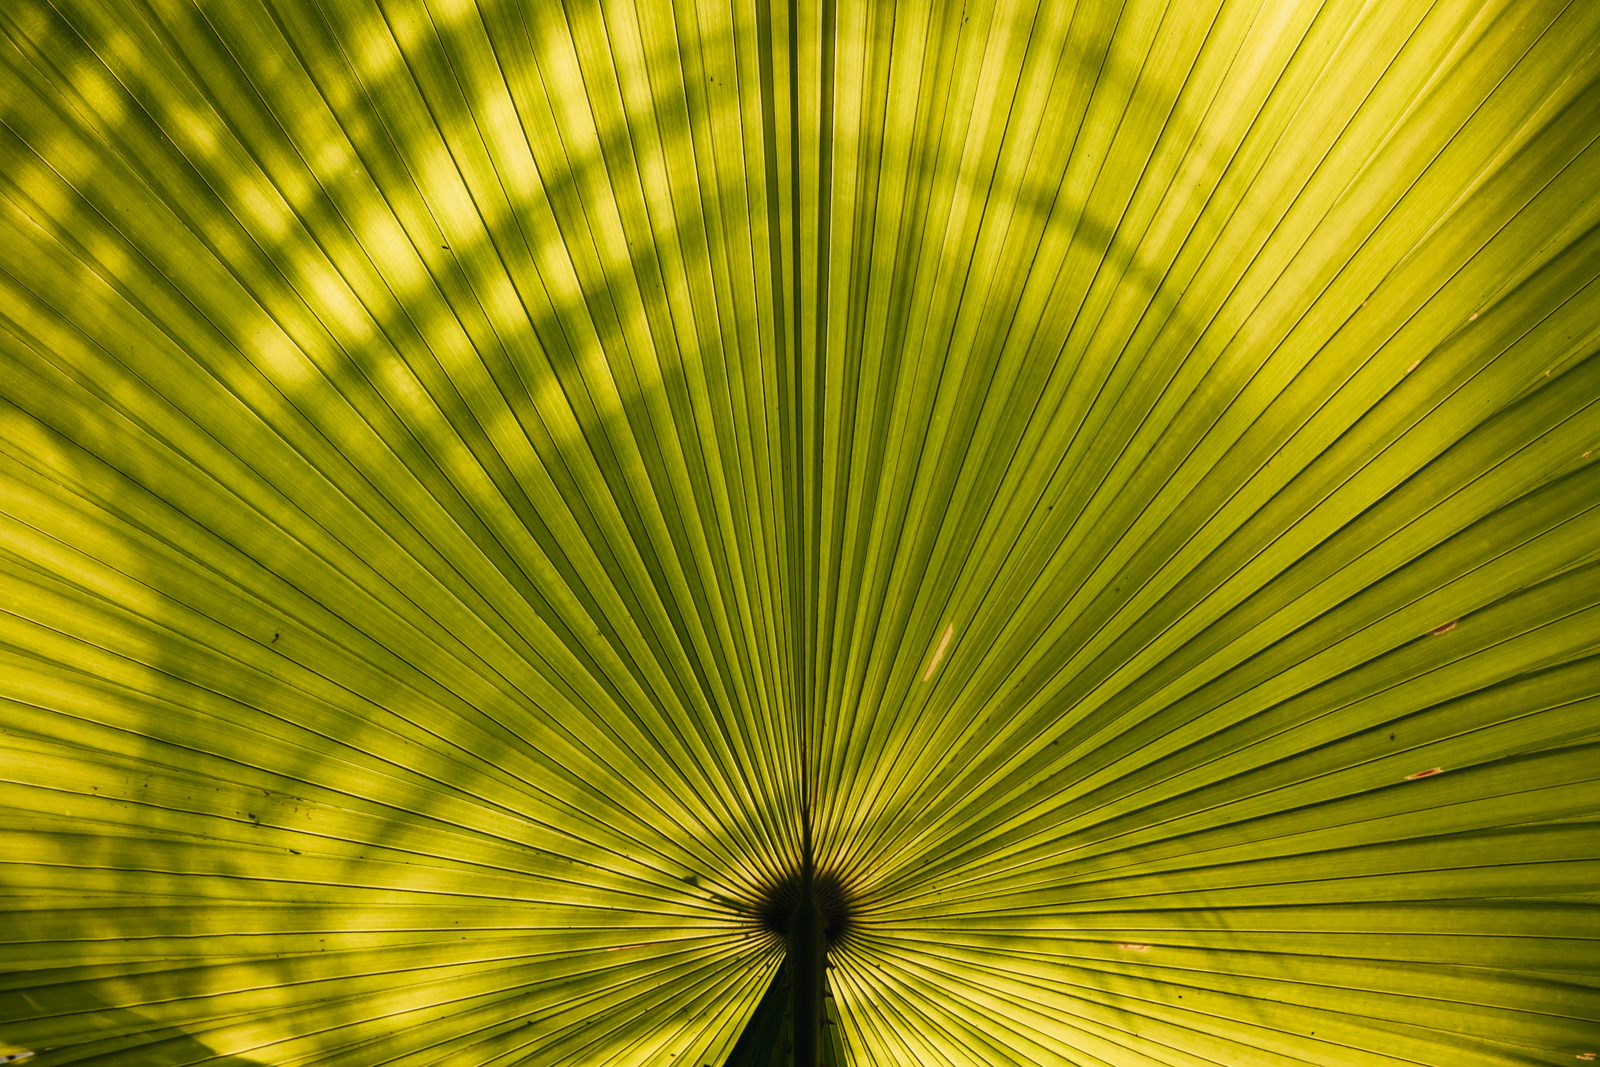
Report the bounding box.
[2,0,1599,1065]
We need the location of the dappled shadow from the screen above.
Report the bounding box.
[0,0,792,1060]
[5,0,1600,1065]
[1,984,268,1066]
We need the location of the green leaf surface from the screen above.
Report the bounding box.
[4,0,1599,1064]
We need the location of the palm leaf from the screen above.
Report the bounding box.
[2,0,1597,1064]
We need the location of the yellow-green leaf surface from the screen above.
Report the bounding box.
[2,0,1598,1064]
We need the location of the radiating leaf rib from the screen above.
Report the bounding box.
[5,0,1600,1064]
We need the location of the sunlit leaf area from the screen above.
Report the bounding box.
[3,0,1600,1063]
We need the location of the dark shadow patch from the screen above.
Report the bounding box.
[756,868,857,950]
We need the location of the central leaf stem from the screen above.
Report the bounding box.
[788,845,826,1067]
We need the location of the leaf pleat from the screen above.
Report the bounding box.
[4,0,1599,1064]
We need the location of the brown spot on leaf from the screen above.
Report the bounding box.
[1404,767,1443,781]
[1428,620,1457,636]
[1117,943,1150,951]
